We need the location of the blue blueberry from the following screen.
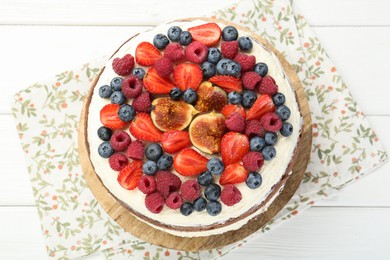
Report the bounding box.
[264,132,278,145]
[179,31,192,46]
[207,158,224,175]
[216,59,241,76]
[250,136,266,152]
[145,143,163,161]
[157,154,173,170]
[132,68,146,79]
[238,36,253,51]
[254,62,268,77]
[197,171,213,186]
[242,90,257,108]
[142,160,158,176]
[262,146,277,161]
[180,202,194,216]
[110,91,126,105]
[193,197,207,212]
[205,183,221,201]
[169,87,183,101]
[207,201,222,216]
[280,122,294,137]
[153,34,169,50]
[110,77,123,91]
[98,141,114,158]
[99,85,113,99]
[246,172,263,189]
[276,105,291,121]
[201,61,216,79]
[167,26,182,42]
[222,26,239,41]
[118,104,135,122]
[183,88,197,104]
[272,92,285,106]
[207,47,222,64]
[97,126,112,141]
[228,91,243,105]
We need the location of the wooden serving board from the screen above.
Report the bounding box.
[78,17,312,251]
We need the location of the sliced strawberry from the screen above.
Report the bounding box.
[221,104,246,119]
[209,75,242,93]
[219,163,248,185]
[173,63,203,91]
[117,160,143,190]
[144,67,176,94]
[173,148,208,176]
[100,104,127,130]
[135,41,162,66]
[246,94,276,120]
[188,23,222,47]
[129,112,163,142]
[221,132,249,165]
[161,130,191,154]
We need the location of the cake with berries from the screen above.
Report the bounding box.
[82,18,304,238]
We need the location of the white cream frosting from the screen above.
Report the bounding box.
[87,19,301,237]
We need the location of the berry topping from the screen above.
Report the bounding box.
[238,36,253,51]
[258,76,278,96]
[142,160,158,176]
[112,54,135,76]
[209,75,242,93]
[161,130,191,154]
[228,91,242,105]
[221,185,242,206]
[110,77,123,91]
[118,104,135,122]
[154,57,174,77]
[201,61,216,79]
[144,67,176,94]
[221,104,246,119]
[272,92,286,106]
[145,143,163,161]
[222,26,239,41]
[260,112,283,132]
[250,136,266,152]
[109,153,129,171]
[167,26,182,42]
[180,202,194,216]
[117,160,143,190]
[221,132,249,165]
[153,33,170,50]
[157,154,173,170]
[197,171,213,186]
[262,146,277,161]
[242,151,264,172]
[219,163,248,185]
[187,22,221,47]
[275,105,291,121]
[246,172,262,189]
[132,92,151,113]
[216,58,241,77]
[126,140,144,160]
[234,53,256,72]
[100,104,127,130]
[247,94,276,120]
[242,71,262,90]
[207,201,222,216]
[97,126,112,141]
[164,43,185,62]
[121,75,143,99]
[132,68,146,79]
[280,121,294,137]
[145,192,165,214]
[254,62,268,77]
[98,141,114,158]
[182,88,198,104]
[264,131,278,145]
[110,91,126,105]
[99,85,113,98]
[245,120,265,138]
[179,31,192,46]
[173,148,208,176]
[173,63,203,91]
[221,41,238,59]
[156,171,182,197]
[225,112,246,133]
[185,41,208,64]
[193,197,207,211]
[110,130,131,152]
[207,158,225,175]
[135,41,162,66]
[138,175,157,194]
[180,180,201,201]
[207,47,222,64]
[166,192,183,209]
[169,87,183,101]
[241,90,257,108]
[129,113,163,142]
[204,183,221,201]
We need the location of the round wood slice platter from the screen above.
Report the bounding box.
[78,17,312,251]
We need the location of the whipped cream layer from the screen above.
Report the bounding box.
[87,19,302,237]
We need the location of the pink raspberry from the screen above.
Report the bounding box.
[242,151,264,172]
[225,112,245,133]
[234,53,256,72]
[221,185,242,206]
[145,192,165,214]
[242,71,262,90]
[180,180,201,201]
[112,54,135,76]
[108,153,128,171]
[138,175,157,194]
[258,76,278,96]
[121,75,143,98]
[245,120,265,138]
[155,171,182,197]
[164,43,185,62]
[132,92,151,113]
[221,41,238,59]
[110,130,131,151]
[166,192,183,209]
[126,140,144,160]
[155,57,174,77]
[185,41,208,63]
[260,112,283,132]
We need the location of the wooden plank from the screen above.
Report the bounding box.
[0,0,389,26]
[0,26,389,115]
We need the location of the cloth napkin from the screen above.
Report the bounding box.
[11,0,388,259]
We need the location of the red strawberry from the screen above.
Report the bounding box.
[129,113,163,142]
[117,160,143,190]
[221,132,249,165]
[112,54,135,76]
[208,75,242,93]
[219,163,248,185]
[173,148,208,176]
[221,104,246,119]
[188,23,221,47]
[100,104,127,130]
[173,63,203,91]
[135,41,162,66]
[246,94,276,120]
[144,67,176,94]
[161,130,191,154]
[221,41,238,59]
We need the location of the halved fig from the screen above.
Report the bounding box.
[195,81,227,112]
[151,97,199,132]
[189,112,226,154]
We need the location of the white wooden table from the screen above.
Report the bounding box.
[0,0,389,258]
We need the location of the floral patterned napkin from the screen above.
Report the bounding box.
[11,0,388,259]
